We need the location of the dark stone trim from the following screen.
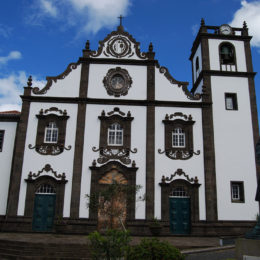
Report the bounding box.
[24,175,67,219]
[190,33,252,61]
[160,179,201,223]
[21,96,205,108]
[89,161,138,222]
[0,114,20,122]
[79,57,158,66]
[6,99,31,217]
[0,130,4,152]
[70,63,89,218]
[191,70,256,94]
[201,75,218,221]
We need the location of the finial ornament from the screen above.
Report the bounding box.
[85,40,90,51]
[27,76,32,87]
[149,42,153,52]
[201,18,205,26]
[243,21,248,29]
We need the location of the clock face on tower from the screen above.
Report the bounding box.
[219,24,232,35]
[103,67,132,97]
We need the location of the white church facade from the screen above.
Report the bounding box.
[0,19,259,235]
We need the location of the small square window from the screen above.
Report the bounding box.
[0,130,4,152]
[231,181,244,203]
[225,93,238,110]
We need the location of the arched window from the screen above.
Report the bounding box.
[36,184,56,194]
[44,122,58,143]
[108,123,123,146]
[219,43,235,65]
[170,186,188,197]
[172,128,185,148]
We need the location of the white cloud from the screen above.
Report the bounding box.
[0,51,22,65]
[26,0,131,34]
[40,0,58,17]
[230,0,260,47]
[0,71,45,112]
[0,24,12,38]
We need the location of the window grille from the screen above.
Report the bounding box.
[36,184,56,194]
[44,122,58,143]
[231,184,240,200]
[108,123,123,145]
[170,186,187,197]
[172,128,185,147]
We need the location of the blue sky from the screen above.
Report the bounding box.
[1,0,260,118]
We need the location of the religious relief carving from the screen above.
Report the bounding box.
[92,147,137,165]
[103,67,132,97]
[161,168,199,184]
[27,164,66,181]
[106,36,132,58]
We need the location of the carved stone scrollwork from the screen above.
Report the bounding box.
[161,168,199,184]
[32,63,79,95]
[28,144,71,156]
[27,164,66,180]
[39,107,67,116]
[158,148,200,160]
[159,66,201,100]
[92,146,137,165]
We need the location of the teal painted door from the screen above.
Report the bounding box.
[169,197,191,234]
[32,194,56,232]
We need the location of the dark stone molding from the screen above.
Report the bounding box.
[103,67,133,97]
[6,99,31,217]
[158,66,201,101]
[32,62,80,95]
[82,26,150,60]
[201,76,218,222]
[89,161,138,222]
[159,177,201,223]
[29,109,70,156]
[0,114,20,122]
[159,113,200,160]
[24,175,67,218]
[70,63,89,218]
[21,96,206,108]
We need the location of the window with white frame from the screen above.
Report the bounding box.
[44,122,58,143]
[231,181,244,203]
[108,123,123,146]
[172,128,185,148]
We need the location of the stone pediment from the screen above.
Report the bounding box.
[82,25,153,60]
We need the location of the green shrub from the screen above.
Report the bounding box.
[88,229,131,260]
[126,238,184,260]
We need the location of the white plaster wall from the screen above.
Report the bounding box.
[211,76,258,220]
[0,122,17,215]
[154,107,206,221]
[208,39,247,72]
[32,64,82,98]
[155,67,199,102]
[17,102,78,217]
[88,64,147,100]
[192,44,202,82]
[79,104,147,219]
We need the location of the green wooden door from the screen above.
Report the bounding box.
[169,197,191,234]
[32,194,56,232]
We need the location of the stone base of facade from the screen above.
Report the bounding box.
[0,216,256,236]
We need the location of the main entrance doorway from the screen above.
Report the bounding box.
[32,184,56,232]
[169,186,191,234]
